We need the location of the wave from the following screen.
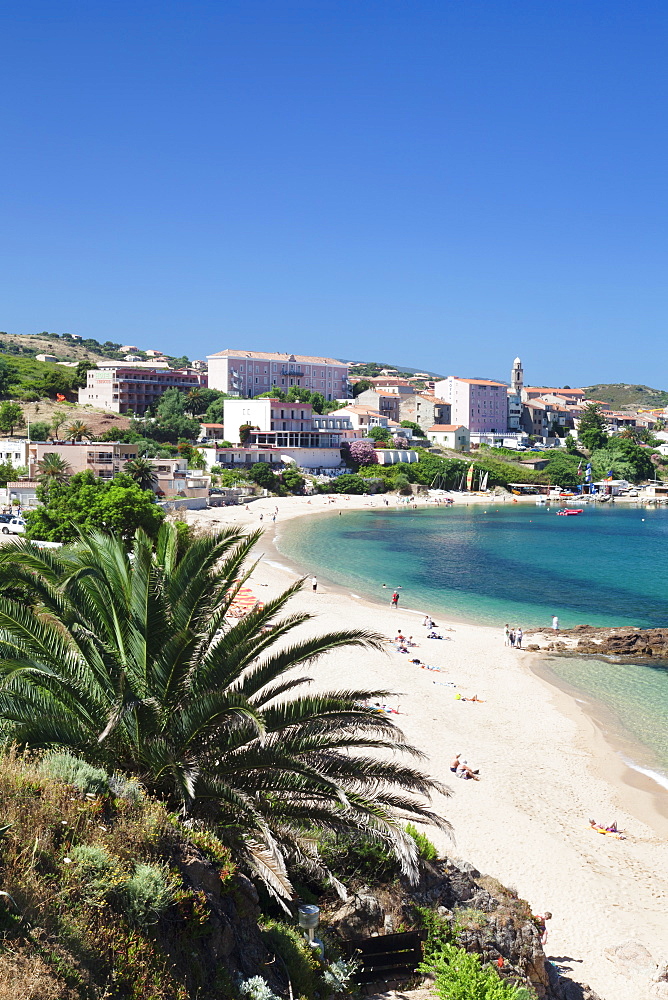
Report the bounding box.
[622,757,668,792]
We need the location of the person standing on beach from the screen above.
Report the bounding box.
[516,627,523,649]
[311,576,318,593]
[509,628,515,648]
[552,615,559,631]
[504,624,510,645]
[391,591,400,608]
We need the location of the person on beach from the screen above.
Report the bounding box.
[533,912,552,945]
[450,754,480,780]
[515,627,523,649]
[311,576,318,593]
[552,615,559,631]
[391,591,400,608]
[504,624,510,645]
[509,629,516,648]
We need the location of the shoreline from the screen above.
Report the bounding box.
[185,495,668,1000]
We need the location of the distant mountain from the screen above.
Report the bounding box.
[583,383,668,410]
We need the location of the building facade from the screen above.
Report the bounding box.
[398,394,451,433]
[28,442,140,479]
[426,424,470,450]
[78,366,206,414]
[207,350,349,401]
[434,377,509,434]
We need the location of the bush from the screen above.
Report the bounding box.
[422,943,532,999]
[239,976,281,1000]
[68,844,116,903]
[330,474,369,494]
[261,920,321,998]
[121,862,175,928]
[406,822,438,861]
[40,752,110,796]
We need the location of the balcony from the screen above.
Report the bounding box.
[281,367,304,377]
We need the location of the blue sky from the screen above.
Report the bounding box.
[1,1,666,387]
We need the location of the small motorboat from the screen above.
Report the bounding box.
[556,508,583,516]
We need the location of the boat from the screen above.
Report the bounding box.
[556,508,583,516]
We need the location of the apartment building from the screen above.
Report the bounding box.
[434,377,509,434]
[28,441,139,479]
[0,439,28,468]
[78,365,206,414]
[207,350,349,401]
[223,398,351,450]
[26,443,209,499]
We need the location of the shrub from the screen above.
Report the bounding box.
[121,862,175,928]
[261,920,321,998]
[318,831,399,882]
[422,943,532,999]
[239,975,281,1000]
[406,822,438,861]
[323,956,360,994]
[68,843,116,903]
[40,752,110,796]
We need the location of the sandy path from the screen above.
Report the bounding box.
[185,494,668,1000]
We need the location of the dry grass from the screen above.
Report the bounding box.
[0,948,78,1000]
[0,749,235,999]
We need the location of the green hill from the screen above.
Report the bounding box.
[583,383,668,410]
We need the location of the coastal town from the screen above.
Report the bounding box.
[0,338,666,519]
[3,4,668,1000]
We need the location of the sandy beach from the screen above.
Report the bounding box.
[186,494,668,1000]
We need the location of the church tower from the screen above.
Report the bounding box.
[511,356,523,396]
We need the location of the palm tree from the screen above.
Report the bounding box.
[65,420,92,442]
[0,525,448,896]
[36,452,72,484]
[124,457,158,491]
[185,387,204,417]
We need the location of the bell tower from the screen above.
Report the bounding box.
[511,356,523,396]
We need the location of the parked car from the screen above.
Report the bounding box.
[1,517,25,534]
[0,514,13,524]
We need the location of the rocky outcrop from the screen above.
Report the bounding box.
[326,857,602,1000]
[526,625,668,663]
[175,855,288,993]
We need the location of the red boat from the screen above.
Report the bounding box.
[556,508,583,516]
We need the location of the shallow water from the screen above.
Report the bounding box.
[277,503,668,781]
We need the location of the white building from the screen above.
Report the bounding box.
[426,424,470,451]
[0,439,29,467]
[207,350,349,401]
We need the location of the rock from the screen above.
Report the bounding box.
[330,891,385,938]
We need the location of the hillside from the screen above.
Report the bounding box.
[583,382,668,410]
[341,359,445,379]
[0,331,190,367]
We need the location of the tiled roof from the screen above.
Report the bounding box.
[428,424,466,432]
[206,350,344,365]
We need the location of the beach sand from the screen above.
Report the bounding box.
[186,494,668,1000]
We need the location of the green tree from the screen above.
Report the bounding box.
[28,420,51,441]
[400,420,424,436]
[0,462,19,487]
[543,452,581,488]
[25,471,164,543]
[282,466,305,493]
[368,425,393,443]
[124,457,158,491]
[0,524,446,895]
[248,461,279,490]
[578,404,608,451]
[352,379,373,396]
[309,391,325,414]
[564,432,578,454]
[0,359,17,397]
[73,360,96,389]
[331,473,369,494]
[0,401,24,436]
[36,453,72,485]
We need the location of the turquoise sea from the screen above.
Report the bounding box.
[276,503,668,786]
